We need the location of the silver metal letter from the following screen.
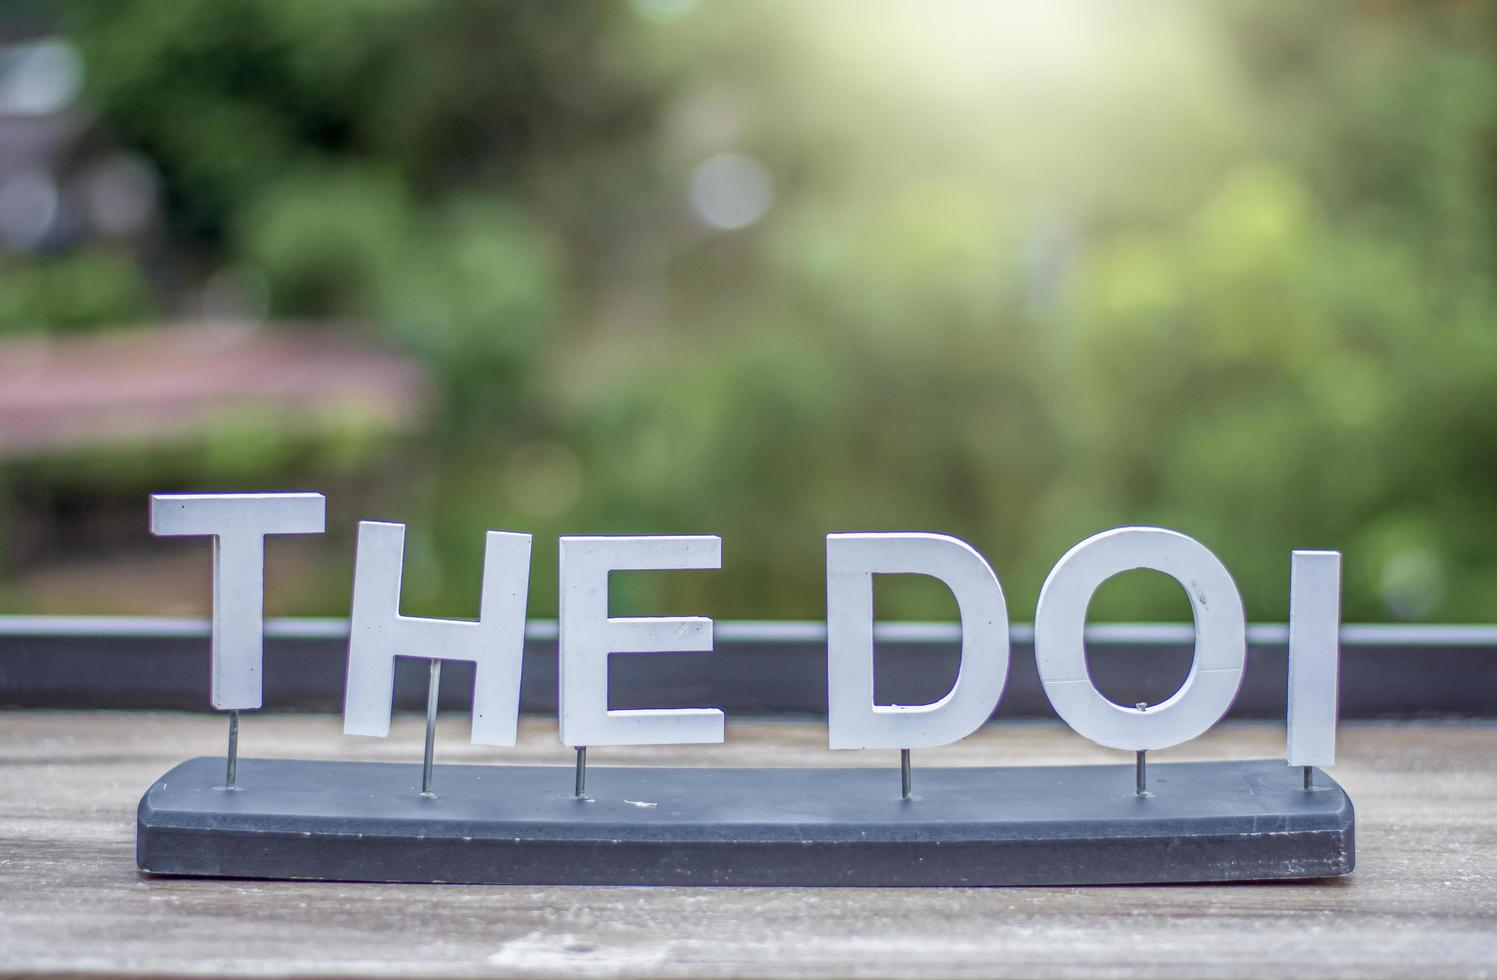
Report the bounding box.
[1287,550,1341,769]
[343,521,532,746]
[826,532,1010,750]
[1035,527,1246,752]
[149,492,326,710]
[558,535,724,747]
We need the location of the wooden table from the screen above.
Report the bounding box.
[2,711,1494,977]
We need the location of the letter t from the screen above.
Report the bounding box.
[150,492,326,709]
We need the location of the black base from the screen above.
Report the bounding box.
[136,757,1354,886]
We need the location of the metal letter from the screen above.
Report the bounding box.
[343,521,532,746]
[826,532,1010,750]
[1035,527,1246,752]
[1287,550,1341,776]
[558,535,723,747]
[149,492,325,710]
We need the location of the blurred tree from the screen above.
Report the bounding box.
[4,0,1493,624]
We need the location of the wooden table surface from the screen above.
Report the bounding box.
[2,711,1494,978]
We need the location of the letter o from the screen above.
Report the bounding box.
[1034,527,1245,751]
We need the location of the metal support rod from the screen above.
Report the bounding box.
[421,658,441,797]
[225,710,239,789]
[901,749,912,800]
[1303,765,1313,791]
[575,747,588,799]
[1134,701,1148,796]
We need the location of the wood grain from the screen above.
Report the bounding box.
[1,711,1495,978]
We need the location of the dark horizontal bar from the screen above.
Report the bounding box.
[9,615,1497,647]
[1,616,1494,718]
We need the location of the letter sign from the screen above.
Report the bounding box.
[343,521,532,746]
[1287,550,1342,768]
[1034,526,1246,752]
[826,532,1009,750]
[559,535,724,747]
[149,492,325,709]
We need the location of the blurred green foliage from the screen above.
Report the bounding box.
[0,248,153,333]
[16,0,1497,622]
